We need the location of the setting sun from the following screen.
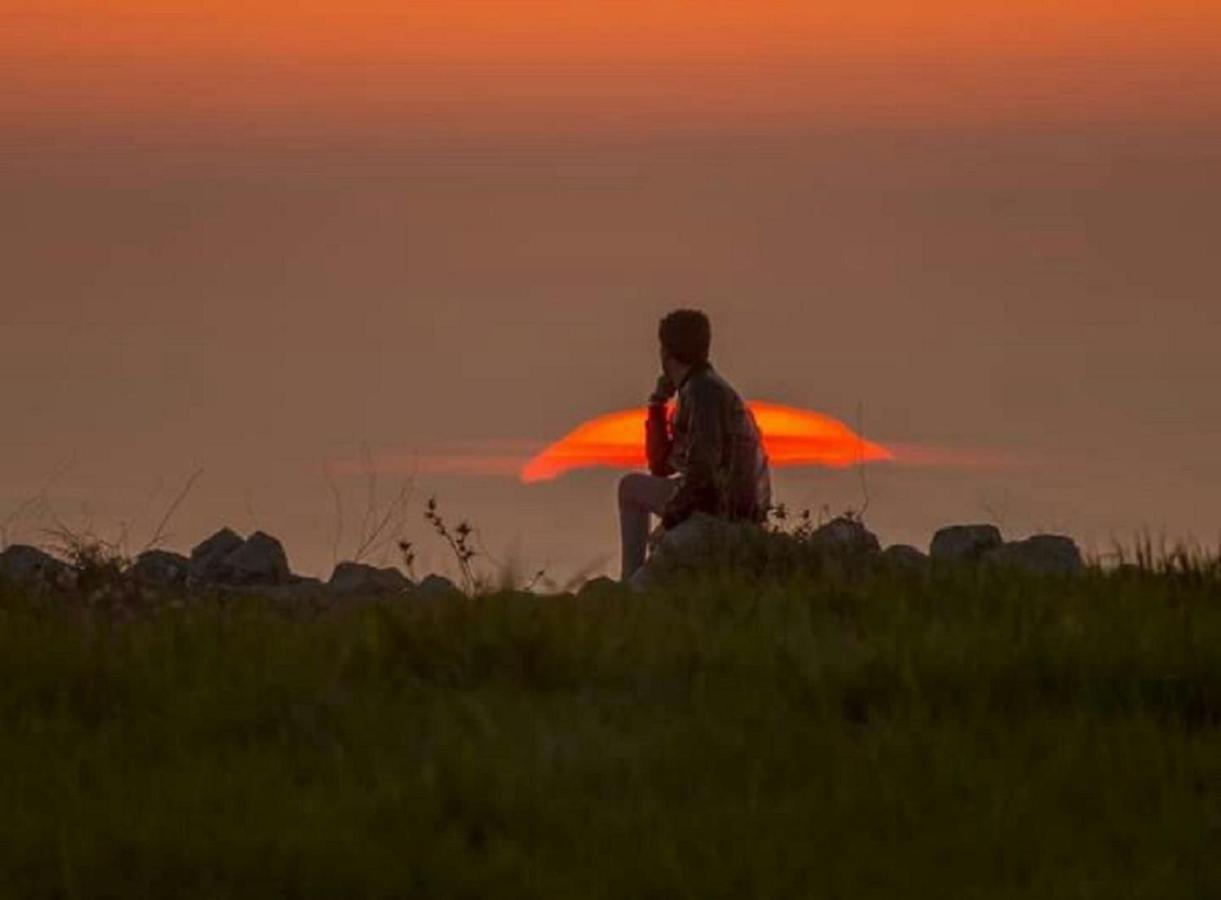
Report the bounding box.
[521,402,893,483]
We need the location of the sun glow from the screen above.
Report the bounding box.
[520,401,893,483]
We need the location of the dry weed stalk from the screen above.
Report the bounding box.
[140,469,204,553]
[0,462,71,550]
[326,448,416,567]
[424,496,478,593]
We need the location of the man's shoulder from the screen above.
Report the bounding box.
[681,367,742,409]
[682,365,732,396]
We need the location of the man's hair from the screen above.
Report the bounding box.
[658,309,711,366]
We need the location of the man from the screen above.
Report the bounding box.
[618,309,771,581]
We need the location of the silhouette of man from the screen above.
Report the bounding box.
[618,309,771,581]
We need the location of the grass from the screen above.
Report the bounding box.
[1,563,1220,898]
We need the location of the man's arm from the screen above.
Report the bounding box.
[645,374,676,477]
[661,379,723,529]
[645,402,675,476]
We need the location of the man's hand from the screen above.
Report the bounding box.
[649,373,676,405]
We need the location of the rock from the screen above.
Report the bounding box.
[328,561,412,596]
[258,576,329,602]
[0,544,70,587]
[191,527,244,563]
[629,513,751,591]
[218,531,291,585]
[577,575,620,596]
[881,544,928,570]
[413,573,462,599]
[189,528,245,583]
[656,512,744,560]
[132,549,191,587]
[930,524,1003,562]
[626,564,659,592]
[629,512,884,591]
[807,517,881,557]
[985,534,1084,576]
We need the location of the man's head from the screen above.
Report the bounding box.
[658,309,711,378]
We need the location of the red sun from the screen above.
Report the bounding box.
[520,401,893,483]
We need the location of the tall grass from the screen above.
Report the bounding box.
[1,562,1219,898]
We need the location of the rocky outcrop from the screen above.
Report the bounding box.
[985,535,1084,575]
[219,532,291,585]
[189,528,245,584]
[930,524,1003,562]
[807,517,881,557]
[328,562,412,596]
[928,525,1084,575]
[414,573,462,599]
[256,575,330,602]
[2,514,1093,605]
[881,544,928,570]
[629,513,747,590]
[628,512,883,591]
[0,545,70,588]
[578,575,620,596]
[132,549,191,587]
[186,529,290,587]
[153,528,441,598]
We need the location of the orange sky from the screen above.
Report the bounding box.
[12,1,1221,61]
[4,1,1220,578]
[7,1,1221,129]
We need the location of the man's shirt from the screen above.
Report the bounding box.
[645,362,772,529]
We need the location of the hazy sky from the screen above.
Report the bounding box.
[3,1,1219,580]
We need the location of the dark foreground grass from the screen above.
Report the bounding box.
[1,566,1220,898]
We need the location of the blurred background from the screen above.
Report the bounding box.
[3,1,1219,580]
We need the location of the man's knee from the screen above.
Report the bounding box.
[618,472,643,508]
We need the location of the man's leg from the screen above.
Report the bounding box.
[618,473,678,581]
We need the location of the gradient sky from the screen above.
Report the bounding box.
[3,2,1220,580]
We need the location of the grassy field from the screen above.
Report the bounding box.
[1,564,1220,898]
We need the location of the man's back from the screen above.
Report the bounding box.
[648,362,771,529]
